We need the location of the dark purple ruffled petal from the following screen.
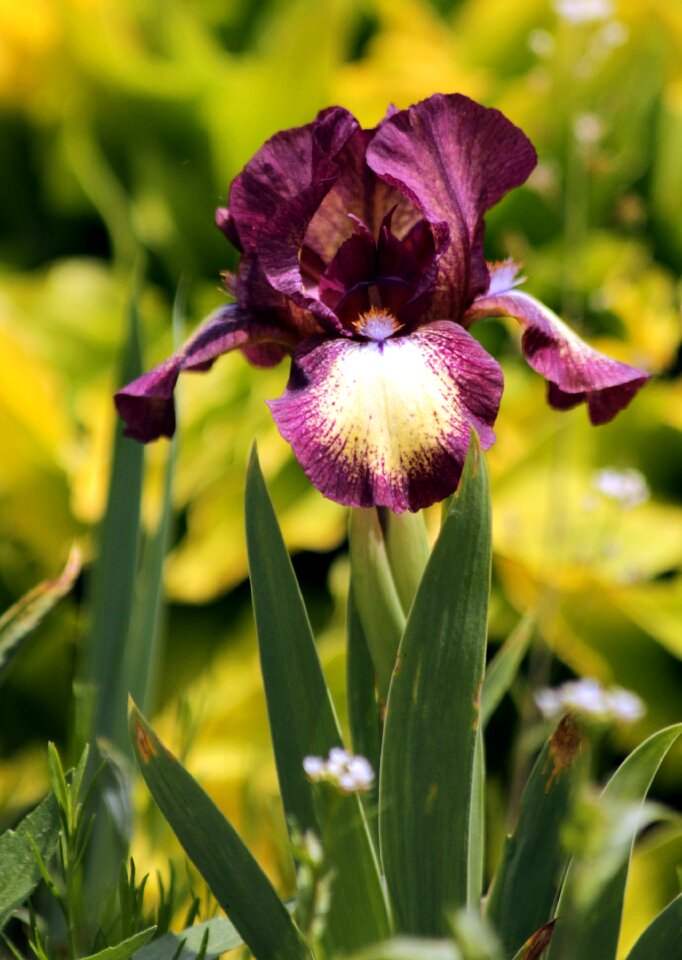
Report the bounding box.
[366,93,537,320]
[268,321,503,512]
[464,289,650,424]
[303,128,422,265]
[215,206,242,251]
[114,305,296,443]
[228,107,358,252]
[228,107,361,333]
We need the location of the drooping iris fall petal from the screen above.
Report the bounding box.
[114,306,296,442]
[268,320,503,512]
[464,286,650,425]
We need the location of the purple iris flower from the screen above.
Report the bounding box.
[115,93,649,513]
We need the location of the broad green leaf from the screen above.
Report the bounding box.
[486,719,587,957]
[625,893,682,960]
[80,927,156,960]
[481,615,534,729]
[0,792,60,931]
[348,508,406,701]
[128,701,310,960]
[245,448,390,954]
[380,436,491,935]
[0,546,81,688]
[133,918,242,960]
[547,724,682,960]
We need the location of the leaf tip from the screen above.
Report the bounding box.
[519,919,557,959]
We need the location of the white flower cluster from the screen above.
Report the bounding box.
[591,467,650,509]
[536,678,645,723]
[303,748,375,794]
[554,0,614,24]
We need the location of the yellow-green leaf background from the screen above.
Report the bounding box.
[1,1,681,956]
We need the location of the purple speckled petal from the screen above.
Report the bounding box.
[366,93,537,320]
[114,305,295,443]
[228,107,358,253]
[464,290,650,424]
[268,321,503,512]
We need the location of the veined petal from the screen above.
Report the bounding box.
[464,290,650,424]
[228,107,361,333]
[366,94,537,319]
[268,322,503,512]
[304,127,422,263]
[114,305,295,442]
[228,106,359,254]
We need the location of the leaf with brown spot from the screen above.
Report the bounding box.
[513,920,556,960]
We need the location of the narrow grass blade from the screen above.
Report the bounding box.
[0,546,81,688]
[547,723,682,960]
[348,509,405,701]
[133,918,243,960]
[486,717,587,957]
[245,449,390,953]
[347,586,382,791]
[347,585,382,849]
[380,436,491,935]
[85,292,144,747]
[0,793,60,931]
[481,615,534,729]
[625,893,682,960]
[468,731,485,910]
[122,438,175,726]
[128,701,310,960]
[80,927,156,960]
[81,284,146,918]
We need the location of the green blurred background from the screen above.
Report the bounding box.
[1,0,681,953]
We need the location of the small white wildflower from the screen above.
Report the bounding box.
[591,467,650,509]
[573,113,605,145]
[562,678,610,716]
[346,755,375,789]
[528,29,556,58]
[554,0,614,24]
[605,687,645,722]
[536,678,645,724]
[303,755,325,780]
[535,688,563,718]
[303,748,375,794]
[326,747,351,776]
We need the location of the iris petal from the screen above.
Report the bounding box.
[366,93,537,318]
[268,321,503,512]
[114,305,295,442]
[304,128,423,263]
[464,289,650,424]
